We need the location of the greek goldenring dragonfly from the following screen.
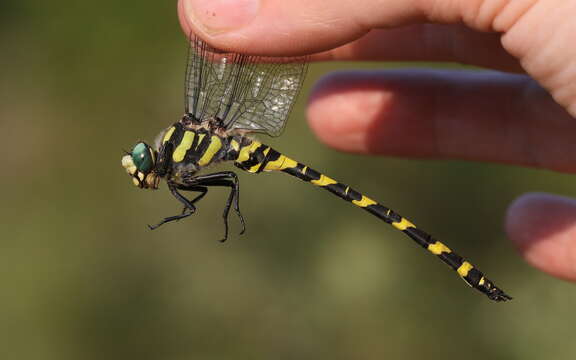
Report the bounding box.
[121,35,511,302]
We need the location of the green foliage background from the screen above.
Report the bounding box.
[1,1,575,359]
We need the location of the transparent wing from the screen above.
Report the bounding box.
[184,35,309,137]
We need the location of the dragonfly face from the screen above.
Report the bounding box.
[121,142,160,190]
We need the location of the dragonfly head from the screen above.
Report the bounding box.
[121,142,160,190]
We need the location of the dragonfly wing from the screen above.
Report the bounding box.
[184,35,308,137]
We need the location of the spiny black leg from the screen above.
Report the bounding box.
[148,211,194,230]
[199,178,245,242]
[148,183,200,230]
[180,186,208,215]
[190,186,208,204]
[226,173,246,236]
[217,179,238,243]
[179,171,246,242]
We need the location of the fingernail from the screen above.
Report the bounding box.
[184,0,259,34]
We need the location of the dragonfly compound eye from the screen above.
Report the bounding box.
[121,142,159,189]
[131,142,155,174]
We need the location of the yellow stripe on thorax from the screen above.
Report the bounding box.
[172,131,195,162]
[198,136,223,166]
[230,139,240,152]
[392,218,415,231]
[195,133,206,148]
[162,126,176,144]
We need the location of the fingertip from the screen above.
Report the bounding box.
[506,192,576,281]
[307,71,438,156]
[178,0,367,55]
[179,0,259,36]
[178,0,193,36]
[307,72,395,153]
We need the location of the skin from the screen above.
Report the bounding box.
[178,0,576,283]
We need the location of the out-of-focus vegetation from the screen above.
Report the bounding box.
[2,1,575,359]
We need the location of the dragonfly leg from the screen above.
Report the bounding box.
[148,183,205,230]
[180,186,208,215]
[180,171,246,242]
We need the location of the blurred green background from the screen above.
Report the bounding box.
[2,1,576,359]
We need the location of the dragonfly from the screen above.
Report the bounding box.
[121,35,511,302]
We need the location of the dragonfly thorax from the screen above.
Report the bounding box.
[151,121,249,187]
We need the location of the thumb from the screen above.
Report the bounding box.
[178,0,473,55]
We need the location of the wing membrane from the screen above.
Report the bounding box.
[184,36,308,137]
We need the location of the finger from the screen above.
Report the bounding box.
[306,69,576,173]
[178,0,422,54]
[315,27,522,73]
[179,0,519,70]
[506,193,576,282]
[181,0,520,71]
[177,0,527,55]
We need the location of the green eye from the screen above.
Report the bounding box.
[131,142,154,173]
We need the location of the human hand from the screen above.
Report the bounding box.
[178,0,576,282]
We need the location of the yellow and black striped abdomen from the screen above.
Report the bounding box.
[234,140,511,302]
